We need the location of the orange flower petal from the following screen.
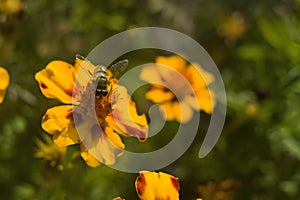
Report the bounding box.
[135,171,180,200]
[80,144,101,167]
[42,105,80,147]
[160,102,176,121]
[145,88,174,103]
[0,67,9,103]
[156,55,186,72]
[187,63,215,88]
[35,60,75,104]
[196,89,215,114]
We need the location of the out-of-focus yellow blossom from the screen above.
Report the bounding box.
[218,12,247,44]
[197,178,239,200]
[0,66,9,103]
[35,56,148,167]
[245,102,258,116]
[35,135,66,171]
[0,0,24,14]
[140,55,215,123]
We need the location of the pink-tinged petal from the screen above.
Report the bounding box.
[110,85,148,142]
[41,105,80,147]
[35,60,75,104]
[0,67,9,90]
[135,171,180,200]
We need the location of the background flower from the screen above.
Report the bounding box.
[0,66,9,103]
[140,55,215,123]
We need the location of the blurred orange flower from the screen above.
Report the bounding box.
[35,56,148,167]
[140,55,215,123]
[0,66,9,103]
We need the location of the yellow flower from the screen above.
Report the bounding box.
[218,12,247,44]
[135,171,180,200]
[0,0,24,14]
[114,171,204,200]
[35,56,148,167]
[114,171,180,200]
[35,135,67,171]
[0,66,9,104]
[140,55,215,123]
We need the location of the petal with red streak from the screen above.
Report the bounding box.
[35,60,75,104]
[110,85,148,141]
[135,171,180,200]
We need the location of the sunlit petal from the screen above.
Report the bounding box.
[145,88,174,103]
[35,60,75,104]
[110,85,148,141]
[80,144,101,167]
[135,171,180,200]
[160,102,176,121]
[196,89,215,114]
[187,63,215,88]
[0,67,9,103]
[156,55,186,72]
[81,125,125,165]
[112,198,125,200]
[41,105,80,147]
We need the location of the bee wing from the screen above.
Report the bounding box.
[73,55,96,102]
[108,59,128,76]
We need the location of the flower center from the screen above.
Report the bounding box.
[75,82,113,125]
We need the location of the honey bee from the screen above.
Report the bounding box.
[75,54,128,98]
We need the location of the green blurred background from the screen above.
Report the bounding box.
[1,0,300,199]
